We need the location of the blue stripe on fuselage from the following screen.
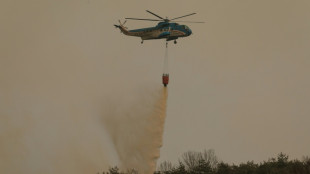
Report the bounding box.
[129,27,157,33]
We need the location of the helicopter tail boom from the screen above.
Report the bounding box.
[114,20,137,36]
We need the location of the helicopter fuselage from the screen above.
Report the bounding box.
[116,22,192,42]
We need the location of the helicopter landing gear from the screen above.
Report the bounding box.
[174,40,177,44]
[141,40,144,44]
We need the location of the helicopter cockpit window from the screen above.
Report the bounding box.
[181,25,189,30]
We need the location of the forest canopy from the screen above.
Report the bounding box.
[100,149,310,174]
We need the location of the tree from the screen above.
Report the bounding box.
[180,149,218,171]
[158,160,174,173]
[173,162,188,174]
[202,149,219,169]
[216,162,233,174]
[277,152,289,168]
[107,166,120,174]
[191,159,213,174]
[235,161,257,174]
[181,151,202,171]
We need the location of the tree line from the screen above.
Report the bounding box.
[100,149,310,174]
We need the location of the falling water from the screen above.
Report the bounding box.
[103,87,168,174]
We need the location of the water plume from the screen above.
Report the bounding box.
[103,87,168,174]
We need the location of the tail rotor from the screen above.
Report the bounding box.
[114,20,128,33]
[122,20,127,26]
[118,20,128,28]
[114,19,129,34]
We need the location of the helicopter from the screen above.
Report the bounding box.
[114,10,204,44]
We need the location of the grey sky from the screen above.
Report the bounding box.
[1,0,310,170]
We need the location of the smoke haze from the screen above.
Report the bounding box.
[2,0,310,171]
[0,1,168,173]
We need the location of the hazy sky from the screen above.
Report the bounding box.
[1,0,310,169]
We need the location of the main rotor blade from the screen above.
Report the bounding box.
[170,13,196,20]
[146,10,164,20]
[173,20,205,23]
[125,18,162,21]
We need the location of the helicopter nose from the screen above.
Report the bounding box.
[188,29,192,35]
